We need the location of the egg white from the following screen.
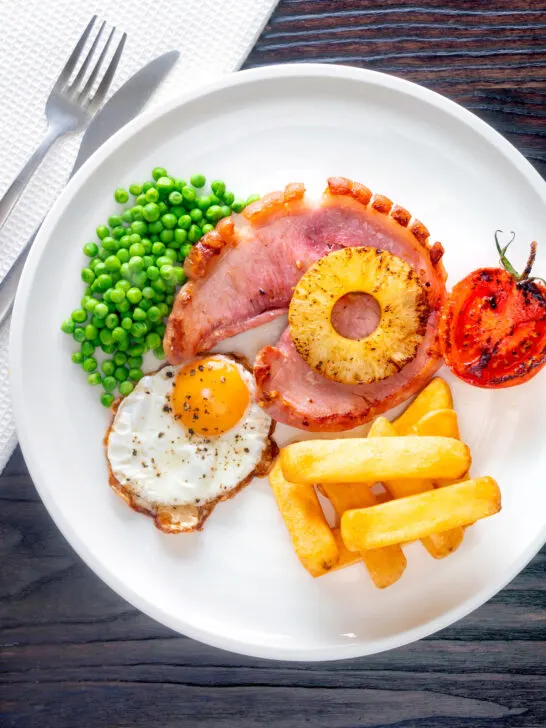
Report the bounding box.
[107,357,272,508]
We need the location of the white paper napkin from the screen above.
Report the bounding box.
[0,0,277,472]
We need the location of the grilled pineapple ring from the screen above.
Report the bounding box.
[288,247,429,385]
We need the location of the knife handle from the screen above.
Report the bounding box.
[0,231,35,328]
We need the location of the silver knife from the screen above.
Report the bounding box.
[0,50,179,327]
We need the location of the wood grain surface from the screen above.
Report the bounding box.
[1,1,545,726]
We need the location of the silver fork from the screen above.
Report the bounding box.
[0,16,126,232]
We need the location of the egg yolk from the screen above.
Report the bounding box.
[172,357,250,436]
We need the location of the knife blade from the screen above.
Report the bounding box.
[0,50,179,328]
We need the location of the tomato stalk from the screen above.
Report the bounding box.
[495,230,545,286]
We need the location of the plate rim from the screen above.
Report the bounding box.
[10,62,546,661]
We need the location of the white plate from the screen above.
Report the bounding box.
[10,64,546,661]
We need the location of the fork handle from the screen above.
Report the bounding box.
[0,125,63,232]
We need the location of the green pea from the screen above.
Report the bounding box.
[102,375,117,392]
[122,210,133,224]
[154,344,166,360]
[157,302,169,318]
[143,181,154,192]
[119,234,131,249]
[174,267,187,285]
[142,248,153,263]
[156,323,167,338]
[116,279,131,292]
[114,351,127,366]
[109,288,125,305]
[170,206,185,220]
[180,243,193,259]
[152,167,167,181]
[96,274,113,291]
[158,201,168,214]
[139,299,150,312]
[146,266,160,284]
[168,190,183,206]
[83,357,97,373]
[117,301,131,316]
[131,322,148,339]
[94,262,108,278]
[152,242,166,258]
[107,215,122,229]
[114,187,129,204]
[197,195,211,212]
[209,194,222,206]
[230,198,246,214]
[156,176,174,194]
[73,327,86,343]
[127,288,142,304]
[190,174,206,188]
[129,243,146,258]
[190,208,203,223]
[90,314,104,329]
[83,242,98,257]
[222,191,235,206]
[71,309,86,324]
[164,249,177,262]
[96,225,110,240]
[99,328,113,346]
[220,206,231,218]
[84,297,98,313]
[133,307,147,322]
[101,393,115,408]
[146,305,161,322]
[97,247,110,261]
[161,213,177,230]
[146,332,162,350]
[88,372,102,386]
[131,205,144,221]
[119,381,134,396]
[211,180,225,197]
[143,202,160,222]
[201,223,214,235]
[128,343,145,357]
[129,183,142,196]
[172,228,187,245]
[160,229,174,244]
[121,317,133,331]
[128,368,143,382]
[131,220,147,237]
[81,341,95,358]
[132,270,147,288]
[105,313,118,329]
[102,236,118,252]
[61,319,75,334]
[135,194,147,207]
[104,255,121,273]
[148,221,163,236]
[101,360,115,375]
[140,285,154,299]
[111,225,125,240]
[101,342,116,354]
[182,186,197,205]
[145,187,160,203]
[188,225,202,243]
[247,194,260,204]
[206,205,222,222]
[71,351,83,364]
[84,324,97,340]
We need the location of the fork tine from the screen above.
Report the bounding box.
[54,15,97,92]
[87,31,127,112]
[70,20,106,92]
[78,25,114,102]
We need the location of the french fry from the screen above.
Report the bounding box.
[369,416,464,558]
[393,378,453,435]
[280,436,470,484]
[322,483,407,588]
[414,409,460,439]
[314,529,364,576]
[341,477,501,551]
[269,459,339,577]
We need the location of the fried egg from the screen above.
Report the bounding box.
[106,355,276,533]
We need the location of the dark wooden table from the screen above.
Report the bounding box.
[2,2,545,726]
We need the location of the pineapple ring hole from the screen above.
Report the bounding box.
[331,292,381,340]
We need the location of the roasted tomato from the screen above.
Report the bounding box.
[440,233,546,388]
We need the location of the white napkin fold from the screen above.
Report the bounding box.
[0,0,277,472]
